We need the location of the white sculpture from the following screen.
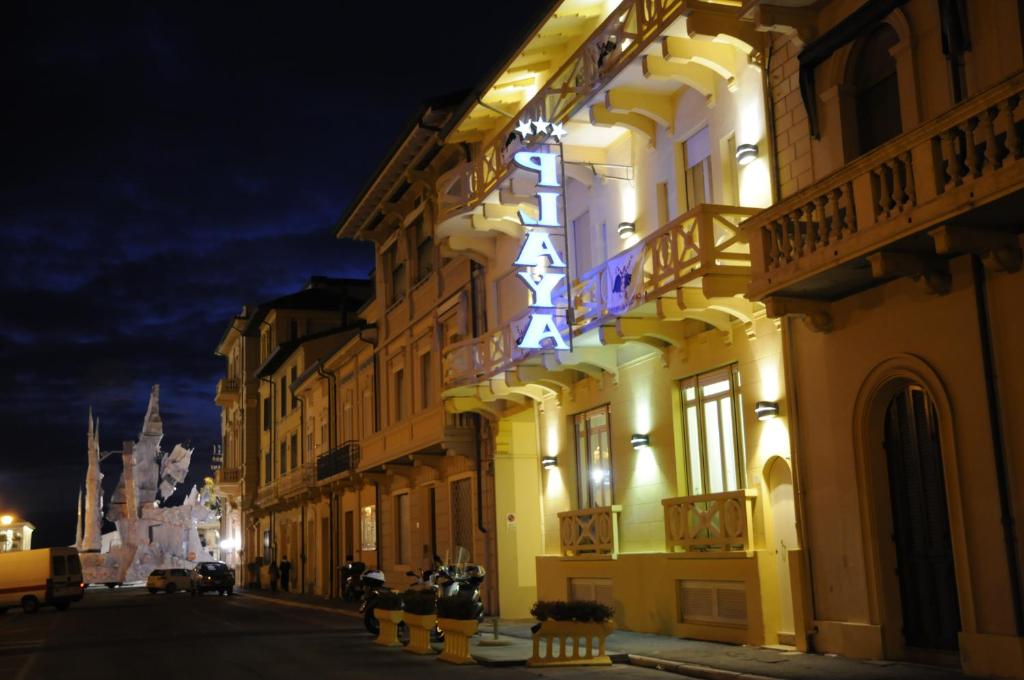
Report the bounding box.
[79,385,218,584]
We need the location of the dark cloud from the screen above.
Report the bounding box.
[0,0,551,546]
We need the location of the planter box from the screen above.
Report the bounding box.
[437,618,478,664]
[403,612,437,655]
[528,620,615,667]
[374,609,403,647]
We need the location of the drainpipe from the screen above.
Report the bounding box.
[259,372,276,556]
[762,39,783,204]
[294,384,310,595]
[782,315,821,647]
[316,363,338,598]
[971,254,1024,635]
[300,503,306,594]
[374,481,382,570]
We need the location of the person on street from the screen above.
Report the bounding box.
[279,556,291,592]
[268,559,279,592]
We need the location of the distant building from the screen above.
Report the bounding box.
[0,517,34,552]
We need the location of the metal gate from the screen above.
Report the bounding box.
[884,385,961,651]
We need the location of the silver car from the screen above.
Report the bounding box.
[146,568,191,594]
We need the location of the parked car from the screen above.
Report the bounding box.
[190,561,234,596]
[146,568,192,594]
[0,547,85,613]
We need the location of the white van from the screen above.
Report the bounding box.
[0,547,85,613]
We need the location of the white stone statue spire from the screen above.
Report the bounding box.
[81,408,103,552]
[75,486,84,549]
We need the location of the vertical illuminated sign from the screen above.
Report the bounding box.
[512,119,570,351]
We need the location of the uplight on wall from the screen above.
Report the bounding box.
[735,143,759,167]
[754,401,780,421]
[617,221,636,239]
[541,455,558,470]
[630,433,650,449]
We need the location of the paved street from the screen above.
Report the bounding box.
[0,587,677,680]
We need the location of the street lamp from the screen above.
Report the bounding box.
[0,515,13,526]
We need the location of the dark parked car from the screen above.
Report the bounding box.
[190,561,235,596]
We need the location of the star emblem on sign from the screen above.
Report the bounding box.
[514,117,568,142]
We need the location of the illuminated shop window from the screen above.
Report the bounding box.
[681,365,746,495]
[574,405,613,508]
[360,505,377,552]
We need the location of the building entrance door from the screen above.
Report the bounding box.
[767,459,797,641]
[883,385,960,652]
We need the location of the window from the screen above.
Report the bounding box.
[393,369,405,423]
[419,351,432,410]
[263,398,271,431]
[307,420,314,454]
[290,319,299,341]
[280,376,287,417]
[52,555,67,576]
[321,414,329,450]
[67,554,81,575]
[280,440,287,475]
[853,24,901,155]
[656,182,669,226]
[264,451,272,483]
[680,365,746,495]
[290,432,298,469]
[682,127,712,210]
[290,366,298,408]
[721,133,739,205]
[415,218,434,282]
[574,405,613,508]
[385,245,406,305]
[395,493,411,565]
[360,505,377,551]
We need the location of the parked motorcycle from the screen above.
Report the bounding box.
[340,560,366,602]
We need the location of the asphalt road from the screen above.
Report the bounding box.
[0,587,675,680]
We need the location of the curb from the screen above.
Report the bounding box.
[237,591,362,620]
[628,654,780,680]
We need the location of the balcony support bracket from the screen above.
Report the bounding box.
[764,296,833,334]
[930,225,1023,273]
[868,251,952,295]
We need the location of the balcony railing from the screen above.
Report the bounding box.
[217,467,241,485]
[746,71,1024,299]
[256,482,276,509]
[438,0,689,221]
[557,505,621,558]
[574,204,758,330]
[317,441,360,482]
[214,378,240,405]
[276,462,316,499]
[662,490,756,552]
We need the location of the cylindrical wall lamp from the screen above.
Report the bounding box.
[754,401,780,421]
[735,143,759,166]
[630,433,650,449]
[541,455,558,470]
[617,221,636,239]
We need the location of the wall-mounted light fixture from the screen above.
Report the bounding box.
[754,401,780,421]
[617,221,636,239]
[630,433,650,449]
[541,456,558,470]
[735,143,759,167]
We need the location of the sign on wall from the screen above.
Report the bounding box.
[513,118,571,351]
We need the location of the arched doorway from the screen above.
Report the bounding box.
[766,457,799,641]
[882,384,961,652]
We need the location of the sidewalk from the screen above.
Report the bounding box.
[237,589,968,680]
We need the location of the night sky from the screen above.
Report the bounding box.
[1,1,551,547]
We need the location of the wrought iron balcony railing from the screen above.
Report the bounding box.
[316,441,360,482]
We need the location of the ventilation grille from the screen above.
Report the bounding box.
[678,580,748,627]
[570,578,614,608]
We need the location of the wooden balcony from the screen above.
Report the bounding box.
[573,204,759,331]
[662,490,756,553]
[557,505,622,558]
[437,0,697,221]
[746,72,1024,310]
[214,378,240,405]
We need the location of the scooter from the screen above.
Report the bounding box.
[340,560,366,602]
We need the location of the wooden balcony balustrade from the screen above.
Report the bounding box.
[557,505,622,558]
[662,489,756,552]
[438,0,693,221]
[746,72,1024,301]
[573,204,758,330]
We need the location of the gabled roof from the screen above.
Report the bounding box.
[242,277,372,336]
[254,326,363,379]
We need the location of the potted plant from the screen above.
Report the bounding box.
[401,589,437,655]
[436,594,481,664]
[373,590,404,647]
[527,600,615,667]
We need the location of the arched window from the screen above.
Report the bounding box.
[853,24,902,155]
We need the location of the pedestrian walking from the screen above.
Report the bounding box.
[268,559,279,592]
[279,556,291,592]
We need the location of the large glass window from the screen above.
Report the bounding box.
[680,365,746,495]
[682,127,713,210]
[574,405,613,508]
